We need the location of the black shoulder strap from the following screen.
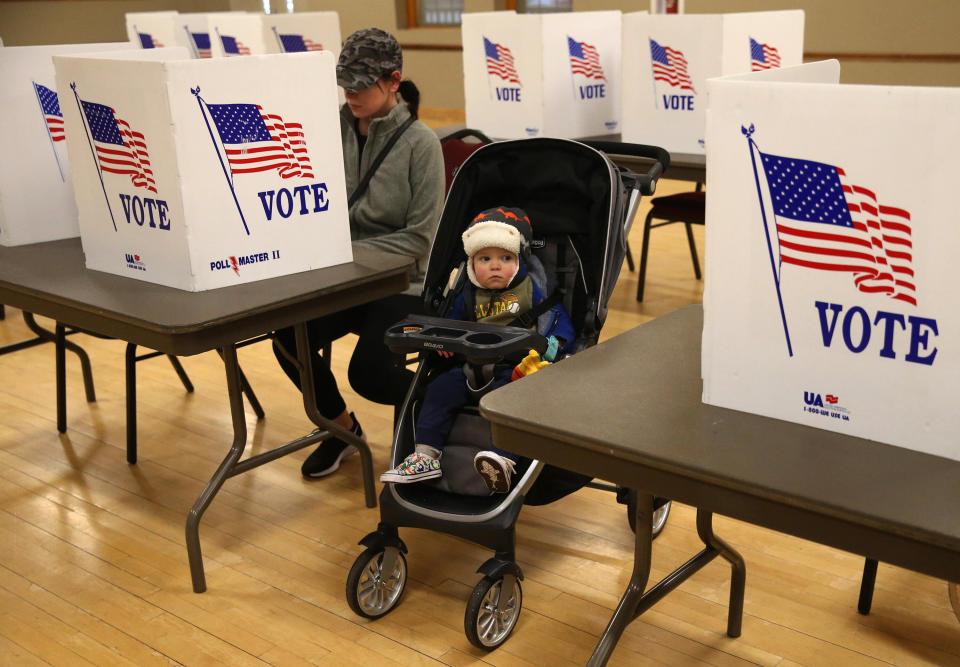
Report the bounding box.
[509,289,563,330]
[348,115,416,207]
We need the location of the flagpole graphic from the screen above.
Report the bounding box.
[744,123,792,356]
[272,26,285,52]
[33,81,65,182]
[71,82,117,232]
[184,25,199,58]
[192,86,250,235]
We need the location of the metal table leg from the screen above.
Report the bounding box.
[588,503,746,666]
[294,321,377,508]
[29,314,95,402]
[588,492,654,667]
[186,342,246,593]
[697,510,746,637]
[185,325,378,592]
[56,323,66,433]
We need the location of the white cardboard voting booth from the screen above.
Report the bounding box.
[703,61,960,462]
[210,13,268,57]
[622,10,803,154]
[263,12,341,57]
[126,11,181,50]
[0,42,143,246]
[177,12,244,59]
[462,11,621,139]
[53,51,352,291]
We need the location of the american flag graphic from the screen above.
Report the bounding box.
[279,34,323,52]
[757,150,916,306]
[205,102,313,179]
[80,100,157,193]
[567,36,605,80]
[191,32,212,58]
[34,83,65,142]
[483,37,521,86]
[649,39,695,93]
[220,35,251,56]
[750,38,781,71]
[137,32,164,49]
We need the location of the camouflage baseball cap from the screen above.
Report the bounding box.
[337,28,403,93]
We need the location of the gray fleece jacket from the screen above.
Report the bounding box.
[340,102,444,294]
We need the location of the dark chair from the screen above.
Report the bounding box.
[636,184,705,302]
[440,128,492,193]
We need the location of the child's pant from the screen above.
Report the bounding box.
[415,365,517,460]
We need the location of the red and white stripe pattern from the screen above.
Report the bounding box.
[81,100,157,193]
[484,37,521,86]
[649,39,695,93]
[101,117,157,192]
[759,151,916,306]
[258,109,312,179]
[568,36,605,80]
[206,102,313,180]
[837,169,916,305]
[750,38,781,71]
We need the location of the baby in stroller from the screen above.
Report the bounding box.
[379,206,574,492]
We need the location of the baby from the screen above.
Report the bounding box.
[380,206,574,493]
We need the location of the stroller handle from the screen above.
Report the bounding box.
[580,141,670,196]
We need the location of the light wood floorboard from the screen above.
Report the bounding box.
[0,109,956,666]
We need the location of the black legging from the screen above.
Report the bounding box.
[272,293,425,419]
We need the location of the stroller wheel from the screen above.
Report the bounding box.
[464,574,522,650]
[626,489,672,539]
[346,547,407,619]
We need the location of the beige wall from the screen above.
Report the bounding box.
[0,1,231,45]
[2,1,959,108]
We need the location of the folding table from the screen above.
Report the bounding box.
[0,238,412,592]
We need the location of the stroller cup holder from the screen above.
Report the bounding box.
[385,314,547,364]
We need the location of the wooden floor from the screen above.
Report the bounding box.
[1,110,958,666]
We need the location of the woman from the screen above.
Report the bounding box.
[273,27,445,478]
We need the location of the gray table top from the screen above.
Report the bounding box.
[0,238,412,355]
[481,305,960,575]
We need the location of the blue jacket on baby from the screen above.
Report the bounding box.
[445,254,576,352]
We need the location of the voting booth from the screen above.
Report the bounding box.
[702,61,960,462]
[263,12,341,56]
[209,13,268,57]
[0,43,143,246]
[622,10,803,154]
[126,11,181,50]
[177,12,244,58]
[53,51,352,291]
[462,10,621,139]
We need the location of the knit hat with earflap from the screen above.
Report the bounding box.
[462,207,533,287]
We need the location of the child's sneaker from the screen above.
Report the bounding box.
[473,451,517,494]
[380,451,441,483]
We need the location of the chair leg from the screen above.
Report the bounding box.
[685,223,702,280]
[166,355,195,393]
[238,366,265,419]
[636,210,655,302]
[858,558,879,615]
[625,241,635,272]
[0,304,5,320]
[321,342,332,368]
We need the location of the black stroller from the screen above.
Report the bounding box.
[345,137,671,649]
